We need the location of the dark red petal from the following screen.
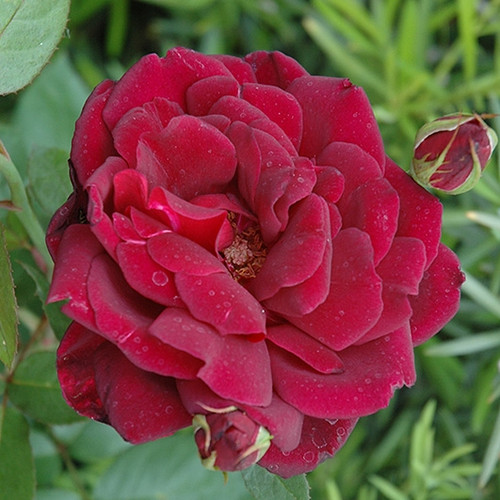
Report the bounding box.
[87,185,120,258]
[87,253,200,378]
[147,187,229,252]
[288,228,383,351]
[317,141,383,214]
[57,323,107,421]
[226,121,262,206]
[385,158,443,269]
[288,76,385,166]
[244,51,308,89]
[313,166,345,203]
[342,178,399,265]
[150,308,272,406]
[241,83,303,150]
[130,208,170,238]
[242,393,304,452]
[70,80,116,185]
[356,237,426,344]
[252,130,316,243]
[177,378,237,413]
[214,54,257,84]
[113,169,149,213]
[116,242,182,307]
[175,272,266,336]
[253,195,332,315]
[186,76,239,116]
[137,115,237,200]
[258,416,357,478]
[267,324,344,374]
[47,224,102,330]
[270,325,416,419]
[147,232,226,276]
[112,98,183,168]
[102,48,232,129]
[409,244,463,345]
[377,237,427,294]
[93,341,192,443]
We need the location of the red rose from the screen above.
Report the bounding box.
[47,47,464,478]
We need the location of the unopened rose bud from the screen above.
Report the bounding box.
[193,411,272,472]
[411,113,498,194]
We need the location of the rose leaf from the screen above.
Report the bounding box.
[0,0,71,94]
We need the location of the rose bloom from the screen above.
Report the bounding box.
[47,47,464,478]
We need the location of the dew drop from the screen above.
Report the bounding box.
[208,290,216,296]
[303,451,315,463]
[152,270,168,286]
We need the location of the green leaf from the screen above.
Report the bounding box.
[30,429,63,487]
[94,431,251,500]
[8,350,82,425]
[0,223,18,369]
[0,0,71,94]
[241,466,310,500]
[0,405,35,500]
[20,261,71,340]
[6,52,90,171]
[27,146,72,226]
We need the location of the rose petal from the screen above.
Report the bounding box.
[150,308,272,406]
[71,80,116,185]
[288,228,383,350]
[244,51,308,89]
[57,322,107,421]
[270,325,416,419]
[214,54,257,85]
[112,98,183,168]
[313,166,345,203]
[147,232,226,275]
[317,141,383,213]
[342,178,400,265]
[137,115,237,200]
[252,194,332,315]
[258,416,358,478]
[385,157,443,269]
[93,341,192,443]
[47,224,102,330]
[102,48,232,129]
[147,187,229,252]
[242,393,304,452]
[267,324,344,374]
[116,241,182,307]
[288,76,385,166]
[409,244,463,345]
[175,272,266,336]
[241,83,303,150]
[186,75,239,116]
[87,253,200,378]
[87,185,121,258]
[113,169,149,213]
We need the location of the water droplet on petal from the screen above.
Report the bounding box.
[152,270,168,286]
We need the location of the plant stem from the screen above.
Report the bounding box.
[0,142,53,275]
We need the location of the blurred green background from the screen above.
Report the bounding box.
[1,0,500,499]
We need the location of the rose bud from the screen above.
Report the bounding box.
[411,113,498,194]
[193,411,272,472]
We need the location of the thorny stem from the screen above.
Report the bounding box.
[0,141,53,275]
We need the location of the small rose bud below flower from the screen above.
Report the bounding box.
[411,113,498,194]
[193,411,272,472]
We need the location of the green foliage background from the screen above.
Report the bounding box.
[1,0,500,499]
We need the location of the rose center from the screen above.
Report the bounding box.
[221,213,267,281]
